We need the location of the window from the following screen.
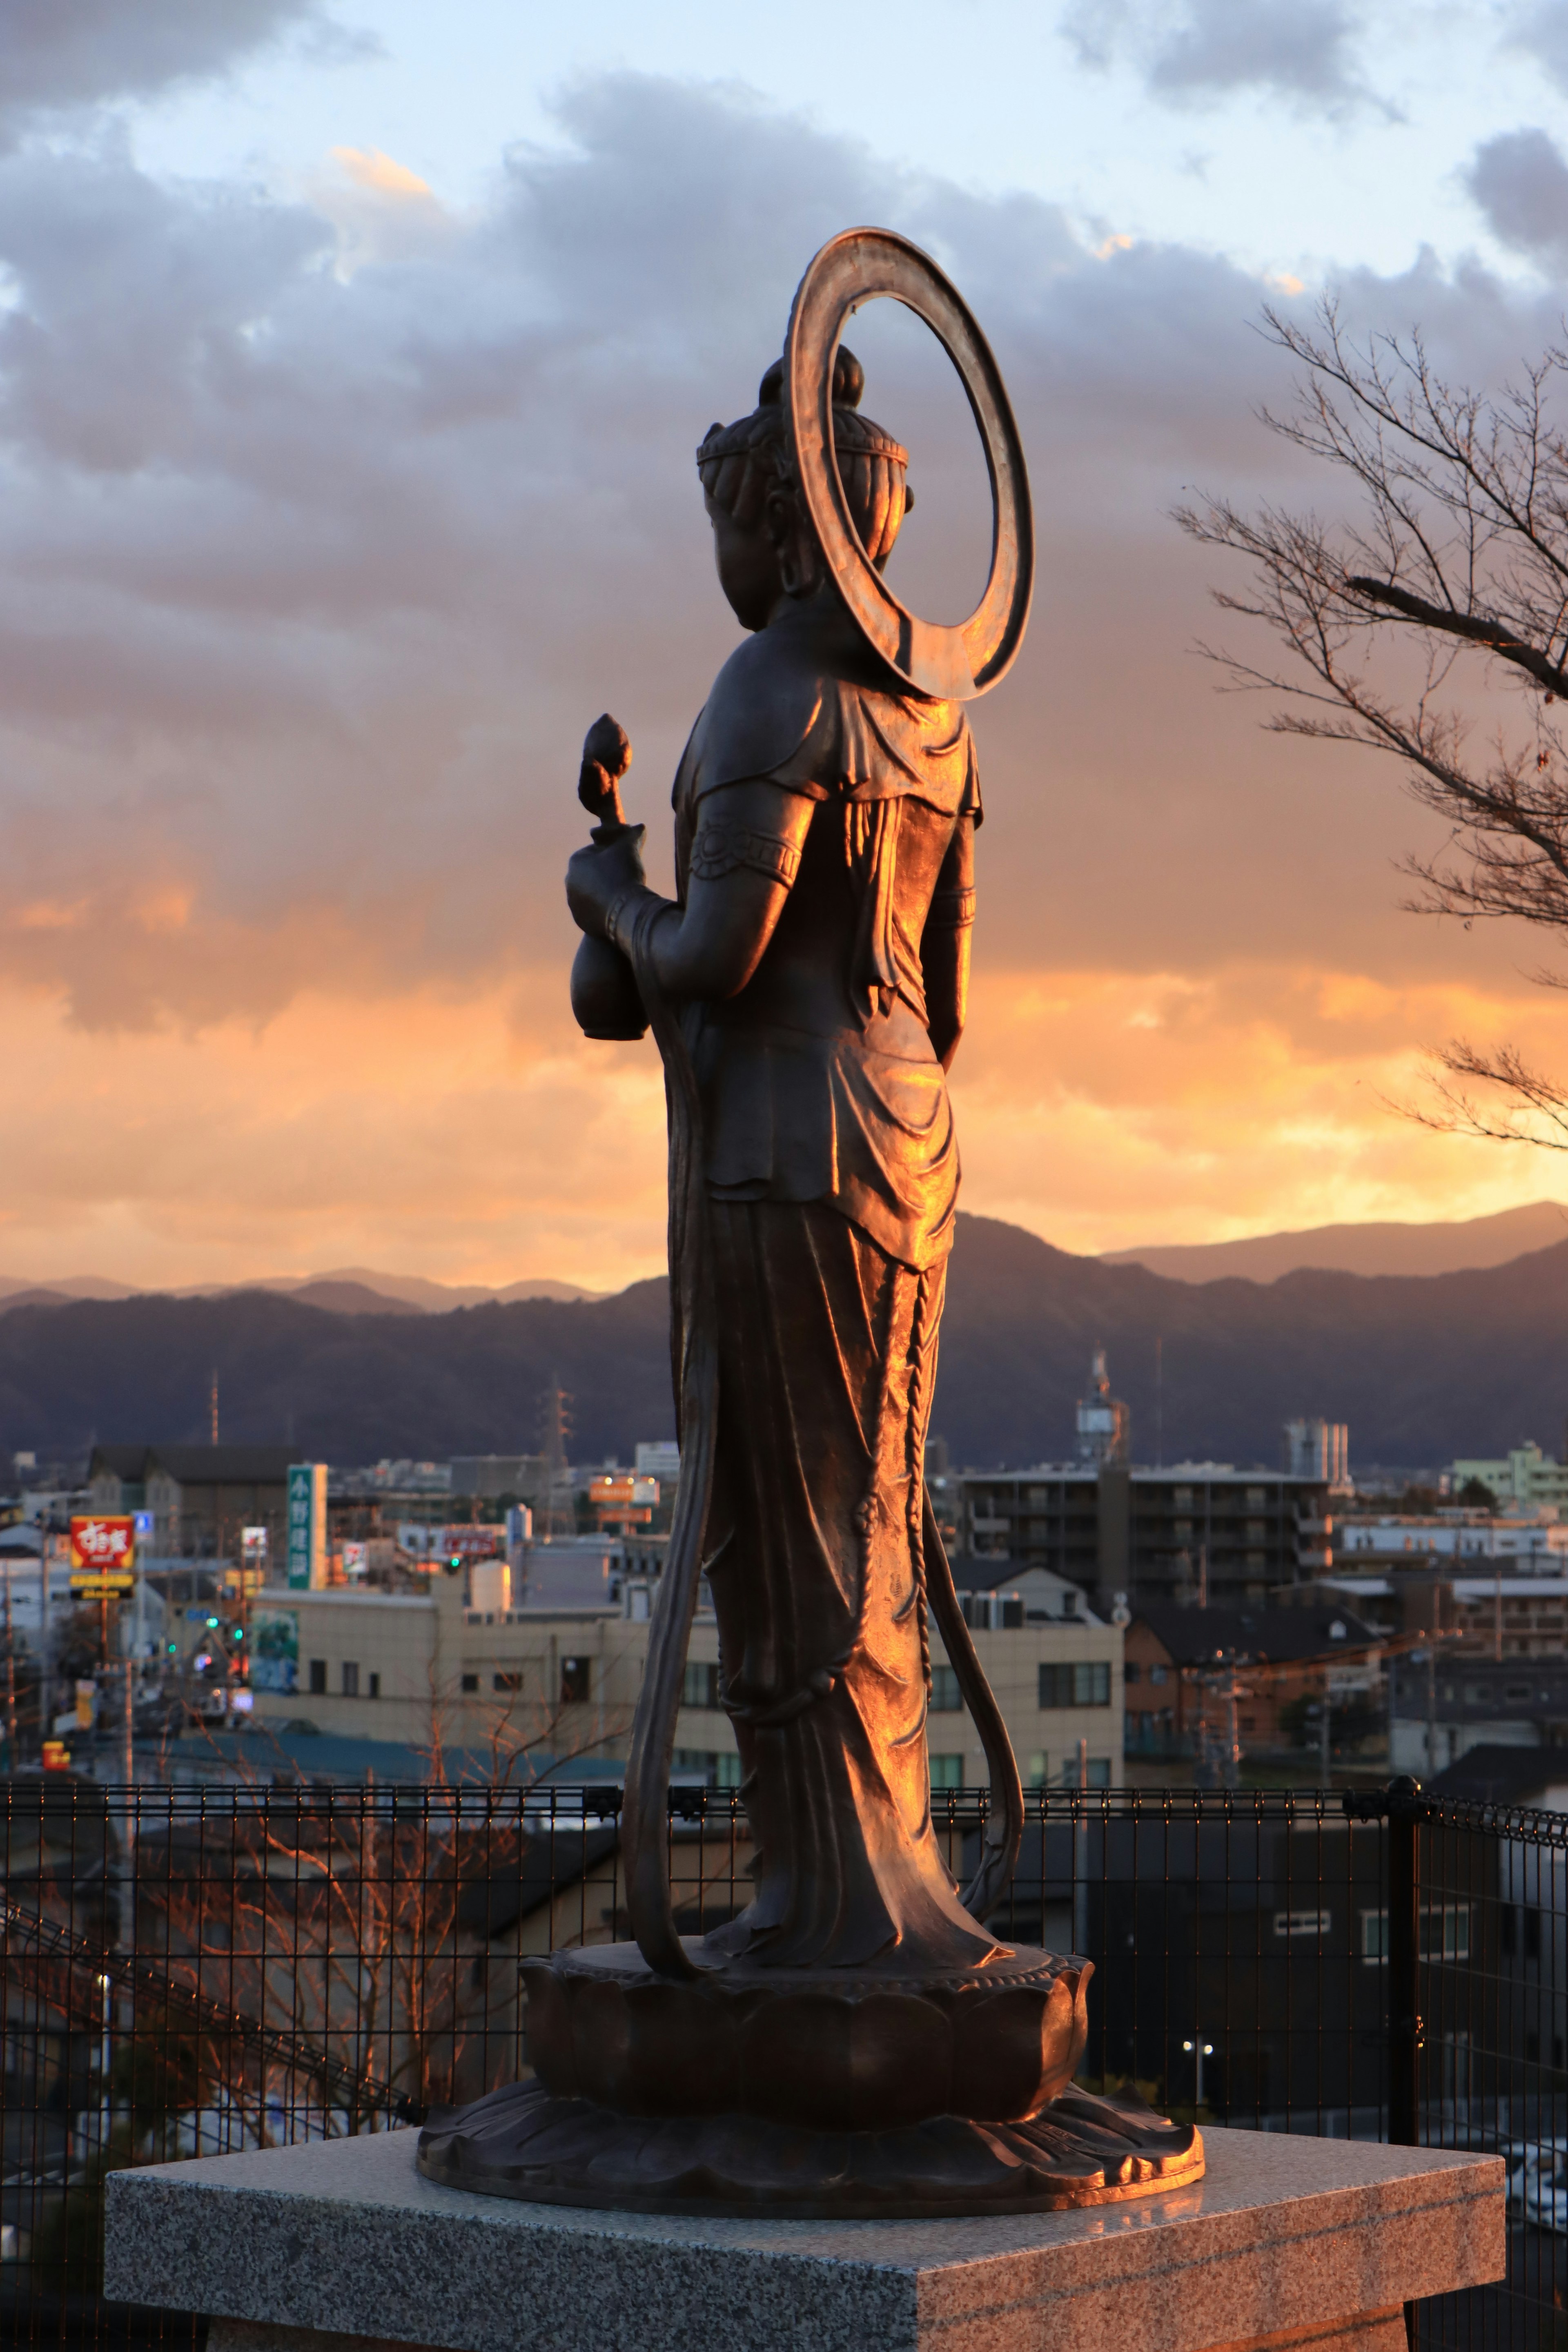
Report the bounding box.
[1274,1909,1332,1938]
[673,1748,742,1787]
[1174,1487,1193,1508]
[1124,1662,1142,1686]
[560,1656,591,1705]
[342,1662,359,1698]
[1174,1519,1193,1541]
[461,1673,478,1694]
[1027,1751,1049,1786]
[1360,1904,1471,1964]
[1149,1664,1169,1686]
[494,1670,522,1693]
[930,1664,962,1711]
[1039,1661,1111,1708]
[1246,1487,1267,1508]
[1062,1590,1078,1615]
[1061,1757,1111,1787]
[929,1753,964,1788]
[308,1659,326,1696]
[682,1661,721,1708]
[1245,1521,1266,1543]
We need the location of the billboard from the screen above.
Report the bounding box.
[69,1516,135,1572]
[286,1464,327,1590]
[398,1523,503,1565]
[251,1608,299,1695]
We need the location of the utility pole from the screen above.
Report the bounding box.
[539,1376,573,1539]
[210,1369,220,1447]
[1426,1643,1438,1776]
[1494,1564,1503,1664]
[2,1568,14,1766]
[1320,1683,1331,1788]
[39,1523,50,1743]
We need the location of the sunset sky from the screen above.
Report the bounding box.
[4,0,1568,1291]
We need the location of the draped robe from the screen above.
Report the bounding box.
[669,598,1005,1976]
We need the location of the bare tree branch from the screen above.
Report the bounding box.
[1176,300,1568,1145]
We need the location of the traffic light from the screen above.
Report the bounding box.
[231,1625,245,1643]
[166,1641,178,1656]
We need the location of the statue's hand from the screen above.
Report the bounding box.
[579,712,633,826]
[566,824,647,941]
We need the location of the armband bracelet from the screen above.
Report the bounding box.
[927,885,976,929]
[689,824,801,887]
[604,885,659,953]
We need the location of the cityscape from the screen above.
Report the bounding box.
[2,0,1568,2345]
[2,1332,1563,1811]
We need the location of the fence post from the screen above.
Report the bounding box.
[1385,1776,1425,2352]
[1386,1774,1424,2148]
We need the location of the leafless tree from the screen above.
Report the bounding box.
[1175,300,1568,1146]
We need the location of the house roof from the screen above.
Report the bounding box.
[1426,1744,1568,1806]
[148,1446,297,1486]
[947,1555,1069,1594]
[89,1445,151,1479]
[1131,1603,1382,1667]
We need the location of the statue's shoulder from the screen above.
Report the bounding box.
[693,621,831,801]
[684,603,980,820]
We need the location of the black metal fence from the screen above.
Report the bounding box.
[0,1775,1558,2348]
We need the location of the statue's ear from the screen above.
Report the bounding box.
[765,483,819,599]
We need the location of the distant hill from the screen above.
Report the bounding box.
[0,1268,600,1313]
[4,1212,1568,1471]
[1103,1200,1568,1284]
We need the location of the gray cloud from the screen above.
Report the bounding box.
[1507,1,1568,95]
[1062,0,1380,114]
[0,71,1554,1039]
[1465,127,1568,275]
[0,0,341,146]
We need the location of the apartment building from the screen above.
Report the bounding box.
[943,1464,1334,1610]
[248,1559,1123,1791]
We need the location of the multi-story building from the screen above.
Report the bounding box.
[941,1464,1334,1612]
[1123,1603,1383,1761]
[1284,1417,1350,1486]
[1337,1512,1568,1566]
[88,1444,294,1560]
[1388,1653,1568,1775]
[247,1553,1124,1793]
[1450,1442,1568,1512]
[1307,1570,1568,1659]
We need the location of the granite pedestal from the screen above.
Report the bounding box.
[103,2123,1504,2352]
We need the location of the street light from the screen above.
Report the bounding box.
[1181,2036,1216,2106]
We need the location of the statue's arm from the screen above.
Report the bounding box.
[922,816,975,1071]
[567,778,812,1001]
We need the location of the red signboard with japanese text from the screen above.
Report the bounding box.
[69,1515,136,1572]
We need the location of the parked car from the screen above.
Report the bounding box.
[1521,2150,1568,2234]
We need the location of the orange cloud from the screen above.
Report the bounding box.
[0,956,1559,1291]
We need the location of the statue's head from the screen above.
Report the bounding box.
[696,347,911,628]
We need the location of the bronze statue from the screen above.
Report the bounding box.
[420,230,1201,2216]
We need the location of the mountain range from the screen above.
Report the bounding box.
[0,1268,597,1315]
[1102,1200,1568,1284]
[6,1202,1565,1314]
[4,1211,1568,1473]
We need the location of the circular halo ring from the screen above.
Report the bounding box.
[784,228,1034,701]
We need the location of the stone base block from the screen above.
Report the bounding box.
[105,2123,1505,2352]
